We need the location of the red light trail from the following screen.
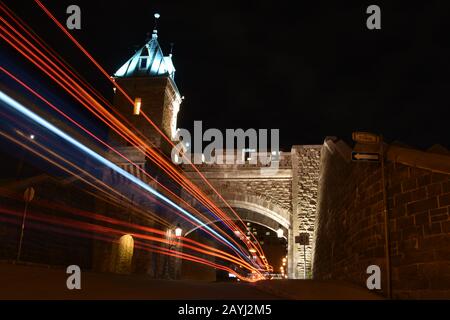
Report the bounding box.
[0,1,273,277]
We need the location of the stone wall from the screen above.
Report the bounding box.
[181,147,322,280]
[387,163,450,298]
[290,145,321,279]
[313,138,450,299]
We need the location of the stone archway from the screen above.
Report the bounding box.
[185,207,288,239]
[182,191,291,229]
[180,190,294,277]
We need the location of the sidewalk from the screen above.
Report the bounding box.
[253,279,384,300]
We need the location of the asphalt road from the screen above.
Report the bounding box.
[0,262,382,300]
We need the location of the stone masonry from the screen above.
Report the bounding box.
[313,137,450,299]
[290,146,321,279]
[181,146,322,279]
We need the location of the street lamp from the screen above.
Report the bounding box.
[175,224,182,237]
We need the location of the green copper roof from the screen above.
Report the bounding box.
[114,33,175,79]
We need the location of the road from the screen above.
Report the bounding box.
[0,262,382,300]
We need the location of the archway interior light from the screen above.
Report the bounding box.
[276,227,284,238]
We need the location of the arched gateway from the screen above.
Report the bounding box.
[102,20,322,279]
[179,146,321,279]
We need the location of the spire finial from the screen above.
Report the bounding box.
[152,13,160,38]
[169,42,174,57]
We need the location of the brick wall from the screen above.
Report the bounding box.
[388,165,450,298]
[313,138,450,299]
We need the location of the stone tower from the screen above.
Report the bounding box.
[111,27,182,150]
[96,21,183,276]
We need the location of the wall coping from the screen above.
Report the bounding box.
[323,137,450,175]
[387,145,450,175]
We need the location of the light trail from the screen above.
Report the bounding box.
[0,1,170,162]
[0,3,269,270]
[0,21,244,246]
[0,206,262,279]
[0,90,259,269]
[0,66,254,261]
[0,15,258,265]
[31,0,268,263]
[0,129,172,229]
[0,190,259,272]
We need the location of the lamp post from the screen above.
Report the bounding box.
[17,187,35,262]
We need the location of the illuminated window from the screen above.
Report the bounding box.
[133,98,141,115]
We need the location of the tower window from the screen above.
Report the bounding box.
[139,58,148,69]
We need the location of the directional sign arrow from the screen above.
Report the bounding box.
[351,151,380,162]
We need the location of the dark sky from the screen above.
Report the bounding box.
[3,0,450,150]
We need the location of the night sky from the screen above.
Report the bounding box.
[2,0,450,150]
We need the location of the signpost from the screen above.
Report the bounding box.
[295,232,310,279]
[352,132,391,299]
[352,131,380,144]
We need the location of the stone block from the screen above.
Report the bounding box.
[407,197,438,215]
[402,178,418,192]
[427,183,442,197]
[397,216,415,229]
[431,173,448,183]
[423,222,443,236]
[438,193,450,207]
[443,181,450,193]
[414,211,430,226]
[417,174,431,187]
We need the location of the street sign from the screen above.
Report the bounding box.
[295,232,309,245]
[352,132,380,144]
[351,151,380,162]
